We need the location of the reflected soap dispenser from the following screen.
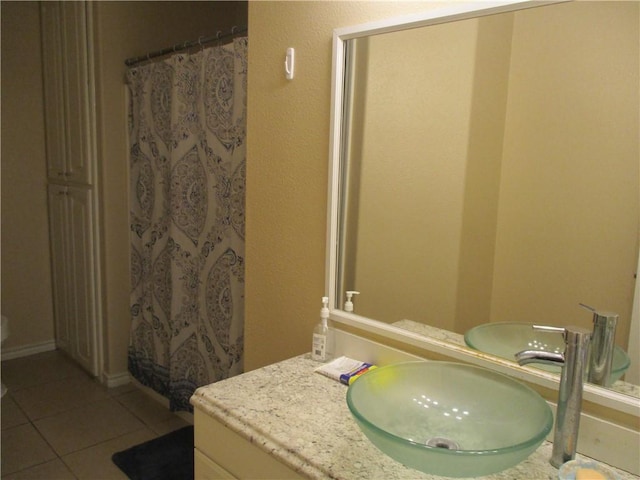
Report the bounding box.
[345,291,360,313]
[312,297,333,362]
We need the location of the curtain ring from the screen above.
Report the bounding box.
[231,26,237,35]
[216,31,222,40]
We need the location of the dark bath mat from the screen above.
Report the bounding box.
[112,425,194,480]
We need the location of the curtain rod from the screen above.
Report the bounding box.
[125,25,247,67]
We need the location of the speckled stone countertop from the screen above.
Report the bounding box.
[191,354,638,480]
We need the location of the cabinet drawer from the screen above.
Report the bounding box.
[194,409,304,479]
[195,448,236,479]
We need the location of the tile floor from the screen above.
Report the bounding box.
[1,350,191,479]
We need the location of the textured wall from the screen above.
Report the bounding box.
[1,2,55,351]
[245,2,443,370]
[490,1,639,343]
[246,1,639,370]
[0,1,248,374]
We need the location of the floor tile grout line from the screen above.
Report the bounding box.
[2,391,31,429]
[1,364,91,394]
[29,405,67,461]
[0,395,65,478]
[57,454,84,480]
[111,391,159,429]
[3,371,102,476]
[14,391,115,424]
[1,351,190,479]
[8,372,107,395]
[109,388,185,433]
[3,393,144,478]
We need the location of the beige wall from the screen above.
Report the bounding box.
[349,15,513,332]
[5,0,636,378]
[491,1,639,344]
[245,2,444,370]
[1,1,55,350]
[1,1,247,375]
[354,20,479,329]
[345,2,638,341]
[455,14,513,334]
[246,1,639,371]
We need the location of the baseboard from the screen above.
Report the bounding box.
[103,370,131,388]
[1,340,56,361]
[129,376,194,425]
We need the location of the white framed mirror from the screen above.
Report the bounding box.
[326,0,639,415]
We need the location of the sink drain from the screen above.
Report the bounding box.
[425,437,460,450]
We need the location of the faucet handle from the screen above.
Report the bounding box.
[579,303,618,328]
[533,324,591,345]
[532,325,565,334]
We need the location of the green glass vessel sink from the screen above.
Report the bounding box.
[465,322,630,383]
[346,361,552,477]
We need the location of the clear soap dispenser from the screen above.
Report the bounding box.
[312,297,333,362]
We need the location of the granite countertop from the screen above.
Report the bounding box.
[191,354,637,480]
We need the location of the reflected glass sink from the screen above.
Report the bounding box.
[346,361,552,477]
[464,322,630,383]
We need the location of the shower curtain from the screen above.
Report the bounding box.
[127,37,247,411]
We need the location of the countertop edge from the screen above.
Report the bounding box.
[190,354,639,480]
[191,373,331,479]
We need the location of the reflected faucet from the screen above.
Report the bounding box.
[580,303,619,387]
[515,325,591,468]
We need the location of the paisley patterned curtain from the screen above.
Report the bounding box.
[127,37,247,411]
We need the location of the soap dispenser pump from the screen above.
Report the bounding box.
[345,291,360,312]
[312,297,333,361]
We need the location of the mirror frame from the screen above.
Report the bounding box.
[325,0,639,417]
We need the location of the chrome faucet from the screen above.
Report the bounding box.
[580,303,619,387]
[515,325,591,468]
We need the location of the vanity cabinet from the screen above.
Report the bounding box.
[41,1,101,376]
[192,353,638,480]
[193,409,303,479]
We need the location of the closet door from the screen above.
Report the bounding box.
[66,186,98,375]
[60,2,92,184]
[41,3,67,181]
[42,0,101,378]
[48,185,72,352]
[41,1,92,185]
[47,185,98,376]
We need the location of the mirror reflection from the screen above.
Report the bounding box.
[336,1,639,394]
